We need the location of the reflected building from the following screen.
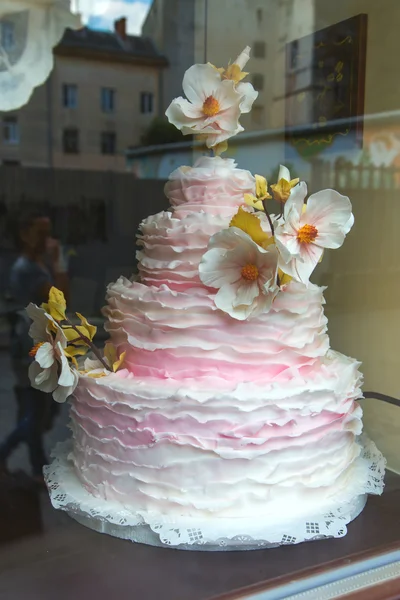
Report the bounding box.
[0,18,167,170]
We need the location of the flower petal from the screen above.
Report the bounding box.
[214,79,243,110]
[236,81,258,113]
[182,63,222,104]
[29,361,58,393]
[278,164,291,181]
[234,46,251,70]
[232,281,260,307]
[35,342,55,369]
[26,304,52,344]
[199,247,242,288]
[214,282,250,320]
[165,97,204,130]
[52,370,79,404]
[315,229,346,249]
[57,347,76,388]
[305,189,353,229]
[284,181,307,220]
[279,243,323,284]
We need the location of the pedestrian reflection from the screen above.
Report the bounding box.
[0,211,69,483]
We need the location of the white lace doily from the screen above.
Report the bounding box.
[44,436,385,551]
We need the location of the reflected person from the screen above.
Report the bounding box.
[0,211,69,481]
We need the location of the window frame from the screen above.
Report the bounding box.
[62,84,78,109]
[252,73,265,91]
[62,127,80,154]
[140,92,154,114]
[101,88,116,114]
[100,131,117,155]
[3,116,19,145]
[253,41,266,58]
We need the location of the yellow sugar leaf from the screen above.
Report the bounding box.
[64,345,88,358]
[104,343,125,372]
[260,236,275,249]
[42,286,66,321]
[271,177,299,203]
[223,63,248,83]
[244,194,265,211]
[86,371,107,378]
[271,179,292,203]
[255,174,270,199]
[230,207,271,247]
[62,325,91,346]
[278,269,292,287]
[104,343,117,367]
[76,312,97,341]
[208,62,225,75]
[112,351,126,373]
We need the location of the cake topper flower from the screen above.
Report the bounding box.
[165,47,258,148]
[26,287,125,402]
[274,182,354,284]
[199,219,279,320]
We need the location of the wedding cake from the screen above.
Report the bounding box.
[29,47,385,550]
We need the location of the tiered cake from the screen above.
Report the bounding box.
[41,48,385,549]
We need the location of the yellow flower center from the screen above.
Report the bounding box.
[297,224,318,244]
[241,264,259,281]
[202,95,220,117]
[29,342,45,357]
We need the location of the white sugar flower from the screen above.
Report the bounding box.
[274,182,354,284]
[27,304,78,403]
[165,55,257,148]
[199,227,279,320]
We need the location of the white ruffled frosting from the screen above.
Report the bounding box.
[70,156,373,520]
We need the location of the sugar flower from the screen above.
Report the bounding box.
[270,165,300,203]
[199,227,279,320]
[274,182,354,284]
[165,49,258,148]
[27,304,78,403]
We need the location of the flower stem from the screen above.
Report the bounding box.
[262,199,275,237]
[262,199,282,288]
[65,318,112,371]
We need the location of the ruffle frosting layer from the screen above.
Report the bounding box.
[71,349,365,518]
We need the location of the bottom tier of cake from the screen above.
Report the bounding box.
[44,435,384,550]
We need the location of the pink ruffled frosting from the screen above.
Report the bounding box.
[70,156,369,519]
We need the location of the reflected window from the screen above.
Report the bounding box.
[101,131,116,155]
[1,21,15,51]
[101,88,115,113]
[252,105,264,125]
[63,84,78,108]
[140,92,154,114]
[290,40,299,70]
[252,73,264,91]
[63,128,79,154]
[253,41,266,58]
[3,116,19,144]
